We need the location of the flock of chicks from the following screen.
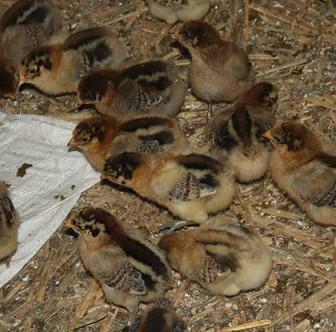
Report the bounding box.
[0,0,336,331]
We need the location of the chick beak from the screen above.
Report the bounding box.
[168,25,179,39]
[63,217,79,237]
[262,130,273,144]
[67,137,77,150]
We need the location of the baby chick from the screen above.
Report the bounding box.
[209,82,277,183]
[124,298,186,332]
[0,0,63,99]
[0,0,63,62]
[77,60,186,118]
[264,121,336,226]
[0,182,19,265]
[146,0,210,24]
[68,115,190,171]
[158,216,272,296]
[102,152,236,223]
[20,27,127,96]
[173,21,254,113]
[66,207,171,313]
[0,53,19,100]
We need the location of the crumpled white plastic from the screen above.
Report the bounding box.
[0,111,100,288]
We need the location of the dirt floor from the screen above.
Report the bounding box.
[1,0,336,331]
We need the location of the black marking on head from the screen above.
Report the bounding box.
[93,208,169,279]
[137,75,171,92]
[139,131,174,145]
[271,122,307,151]
[21,47,53,74]
[176,154,222,173]
[120,117,172,132]
[63,28,109,51]
[73,117,106,144]
[84,42,112,66]
[104,152,143,181]
[232,106,252,148]
[213,118,237,152]
[123,61,168,80]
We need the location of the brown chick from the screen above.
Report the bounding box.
[68,115,190,171]
[158,216,272,296]
[0,0,63,62]
[0,182,19,265]
[77,60,186,118]
[102,152,236,223]
[124,298,186,332]
[209,82,278,183]
[0,0,63,99]
[173,21,254,114]
[264,121,336,226]
[20,27,127,96]
[145,0,210,24]
[66,207,171,313]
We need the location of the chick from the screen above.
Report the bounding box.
[66,207,171,312]
[264,121,336,226]
[0,53,19,100]
[145,0,210,24]
[159,216,272,296]
[102,152,236,223]
[77,60,186,118]
[124,298,186,332]
[209,82,277,183]
[0,182,19,265]
[20,27,127,96]
[0,0,63,99]
[0,0,63,62]
[173,21,254,114]
[68,115,190,171]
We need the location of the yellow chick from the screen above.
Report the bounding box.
[158,216,272,296]
[102,152,236,223]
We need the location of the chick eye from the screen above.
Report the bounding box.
[183,29,193,39]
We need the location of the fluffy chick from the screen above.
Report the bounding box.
[209,82,277,183]
[0,0,63,62]
[158,216,272,296]
[66,207,171,312]
[68,115,190,171]
[20,27,127,96]
[0,182,19,265]
[77,60,186,118]
[264,121,336,226]
[146,0,210,24]
[0,0,62,99]
[173,21,254,106]
[102,152,235,223]
[124,298,186,332]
